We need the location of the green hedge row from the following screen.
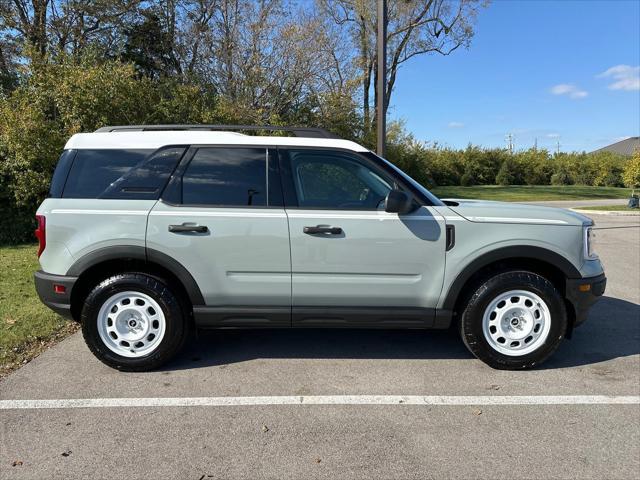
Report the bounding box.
[386,143,637,190]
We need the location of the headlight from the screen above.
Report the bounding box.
[583,226,597,259]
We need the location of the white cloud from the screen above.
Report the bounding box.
[597,65,640,91]
[546,133,561,139]
[550,84,588,99]
[448,121,464,128]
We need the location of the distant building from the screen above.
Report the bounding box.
[592,137,639,156]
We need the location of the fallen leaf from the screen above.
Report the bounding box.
[61,450,72,457]
[12,460,23,467]
[473,408,483,416]
[261,424,269,433]
[314,458,322,464]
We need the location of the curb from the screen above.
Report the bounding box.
[571,208,640,216]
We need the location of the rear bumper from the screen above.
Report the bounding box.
[566,273,606,327]
[34,270,77,320]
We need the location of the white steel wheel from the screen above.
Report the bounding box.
[481,289,551,357]
[96,291,166,358]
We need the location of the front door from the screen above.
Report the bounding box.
[147,146,291,327]
[280,148,446,327]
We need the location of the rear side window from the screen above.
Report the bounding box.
[100,147,186,200]
[59,148,185,199]
[62,149,152,198]
[181,148,268,206]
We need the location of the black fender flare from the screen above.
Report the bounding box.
[67,246,205,305]
[441,245,581,311]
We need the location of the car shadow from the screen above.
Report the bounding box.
[164,296,639,371]
[542,296,640,369]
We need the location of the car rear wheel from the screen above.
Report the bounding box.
[81,273,190,371]
[459,270,567,370]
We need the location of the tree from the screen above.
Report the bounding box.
[623,149,640,189]
[0,54,221,208]
[317,0,486,135]
[0,0,143,59]
[121,9,181,79]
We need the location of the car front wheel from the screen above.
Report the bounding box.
[459,270,568,370]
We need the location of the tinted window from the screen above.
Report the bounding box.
[49,150,76,198]
[182,148,267,206]
[287,150,392,209]
[100,147,186,200]
[62,149,152,198]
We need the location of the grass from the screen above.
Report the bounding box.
[576,205,640,213]
[430,185,632,202]
[0,244,78,378]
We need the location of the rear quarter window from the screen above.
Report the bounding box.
[62,149,152,198]
[60,148,185,199]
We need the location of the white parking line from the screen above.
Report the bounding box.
[1,395,639,410]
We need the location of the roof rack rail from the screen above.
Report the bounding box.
[94,124,341,139]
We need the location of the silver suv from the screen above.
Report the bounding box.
[34,125,606,371]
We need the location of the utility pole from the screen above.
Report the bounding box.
[534,137,538,151]
[376,0,387,157]
[506,133,514,154]
[556,139,560,154]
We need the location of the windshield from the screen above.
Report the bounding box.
[363,151,444,207]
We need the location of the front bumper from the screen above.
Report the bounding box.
[565,273,606,327]
[34,270,78,320]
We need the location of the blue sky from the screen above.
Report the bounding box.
[391,0,640,152]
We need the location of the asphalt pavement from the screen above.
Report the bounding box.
[1,211,639,480]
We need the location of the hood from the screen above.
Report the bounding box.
[441,198,592,227]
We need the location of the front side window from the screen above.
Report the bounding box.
[285,150,393,209]
[181,148,267,206]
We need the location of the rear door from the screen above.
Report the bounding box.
[280,148,447,327]
[147,146,291,327]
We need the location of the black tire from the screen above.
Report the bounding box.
[459,270,567,370]
[81,273,191,372]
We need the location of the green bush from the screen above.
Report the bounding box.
[385,123,435,188]
[550,169,573,186]
[590,152,626,187]
[623,149,640,188]
[0,174,36,245]
[495,157,524,186]
[0,55,224,242]
[430,149,464,186]
[520,149,553,185]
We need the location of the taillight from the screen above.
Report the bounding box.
[35,215,46,257]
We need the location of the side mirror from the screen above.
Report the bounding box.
[384,189,413,214]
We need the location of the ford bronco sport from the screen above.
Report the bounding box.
[34,125,606,371]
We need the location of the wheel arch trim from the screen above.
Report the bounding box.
[66,245,205,306]
[441,245,581,311]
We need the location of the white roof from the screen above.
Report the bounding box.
[64,131,368,152]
